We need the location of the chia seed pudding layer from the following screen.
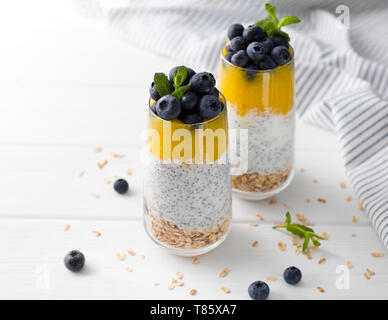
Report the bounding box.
[143,152,232,234]
[228,103,295,192]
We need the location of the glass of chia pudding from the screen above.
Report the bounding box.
[143,66,232,256]
[218,9,299,200]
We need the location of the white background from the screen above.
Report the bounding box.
[0,0,387,299]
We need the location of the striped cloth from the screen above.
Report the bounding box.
[75,0,388,249]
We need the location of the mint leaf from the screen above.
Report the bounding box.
[172,84,190,100]
[273,212,326,253]
[154,72,173,97]
[173,66,188,88]
[278,16,301,28]
[255,16,276,31]
[266,28,290,41]
[265,3,278,25]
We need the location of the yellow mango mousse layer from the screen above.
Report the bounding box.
[218,47,294,117]
[147,102,228,162]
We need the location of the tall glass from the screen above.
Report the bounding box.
[218,45,295,200]
[143,94,232,256]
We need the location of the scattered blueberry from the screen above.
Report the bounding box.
[225,52,233,62]
[271,45,291,65]
[230,36,247,52]
[283,266,302,285]
[231,50,250,67]
[257,55,277,70]
[114,178,129,195]
[246,42,266,61]
[243,25,265,42]
[189,72,216,95]
[169,66,196,85]
[248,281,270,300]
[181,91,198,111]
[209,87,219,97]
[64,250,85,272]
[270,35,289,48]
[149,82,160,101]
[227,23,244,40]
[150,102,157,114]
[182,112,204,124]
[156,94,182,120]
[198,95,223,119]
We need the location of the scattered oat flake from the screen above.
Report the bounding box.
[252,241,259,247]
[221,287,231,294]
[79,171,84,177]
[352,216,358,223]
[316,286,325,293]
[321,232,329,240]
[366,268,375,276]
[189,289,197,296]
[64,224,70,231]
[317,198,326,204]
[318,258,326,264]
[266,277,277,281]
[110,152,124,158]
[125,267,133,272]
[248,222,258,227]
[357,203,364,210]
[283,203,290,209]
[312,179,318,184]
[292,236,299,246]
[126,169,133,175]
[278,242,287,252]
[219,268,229,278]
[104,178,111,184]
[340,181,346,188]
[364,272,371,280]
[256,214,264,221]
[128,250,136,256]
[92,193,100,199]
[268,198,276,204]
[92,230,101,237]
[371,252,384,257]
[176,272,183,280]
[306,198,311,203]
[154,282,159,287]
[97,160,108,169]
[295,247,301,255]
[305,251,312,260]
[141,255,145,260]
[300,168,305,172]
[116,253,125,261]
[168,284,175,290]
[296,214,309,223]
[192,257,199,264]
[345,195,352,202]
[346,261,353,269]
[93,147,102,152]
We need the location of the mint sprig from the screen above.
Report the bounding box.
[255,3,300,41]
[273,212,325,252]
[153,66,190,99]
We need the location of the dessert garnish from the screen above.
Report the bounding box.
[273,212,325,252]
[225,3,300,69]
[283,266,302,285]
[149,66,224,123]
[64,250,85,272]
[114,178,129,194]
[248,281,270,300]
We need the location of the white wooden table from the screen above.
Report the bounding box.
[0,0,387,300]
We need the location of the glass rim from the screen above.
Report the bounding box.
[220,41,294,73]
[148,91,227,127]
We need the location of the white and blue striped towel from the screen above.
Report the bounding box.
[75,0,388,249]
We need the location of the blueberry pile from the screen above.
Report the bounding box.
[149,66,224,124]
[225,23,291,71]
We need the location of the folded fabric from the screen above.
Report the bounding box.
[74,0,388,249]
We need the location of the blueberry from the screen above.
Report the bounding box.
[231,50,250,67]
[149,82,160,101]
[156,94,182,120]
[257,55,277,70]
[209,87,219,97]
[244,63,260,81]
[271,45,291,65]
[230,36,247,52]
[283,266,302,285]
[248,281,270,300]
[243,25,265,42]
[198,95,223,119]
[169,66,196,85]
[225,44,232,52]
[182,112,204,124]
[181,91,198,111]
[150,102,157,115]
[270,35,289,48]
[227,23,244,40]
[189,72,216,95]
[225,52,233,62]
[246,42,266,61]
[114,178,129,194]
[64,250,85,272]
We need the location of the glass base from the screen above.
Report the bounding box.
[232,168,294,200]
[144,218,231,257]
